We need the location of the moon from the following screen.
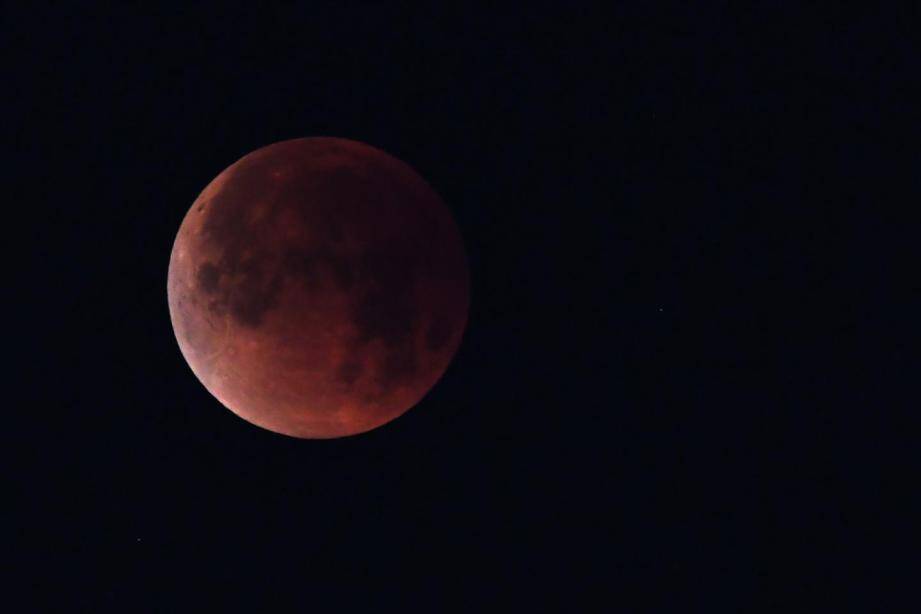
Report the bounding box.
[167,138,469,438]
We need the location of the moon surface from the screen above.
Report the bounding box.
[167,138,469,438]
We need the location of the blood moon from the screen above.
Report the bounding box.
[167,138,469,438]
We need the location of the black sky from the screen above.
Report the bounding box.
[9,3,919,610]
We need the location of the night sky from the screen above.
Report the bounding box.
[10,4,917,610]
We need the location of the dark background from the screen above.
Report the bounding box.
[8,3,918,610]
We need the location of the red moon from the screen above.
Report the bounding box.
[167,138,469,438]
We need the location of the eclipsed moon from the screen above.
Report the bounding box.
[167,137,469,438]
